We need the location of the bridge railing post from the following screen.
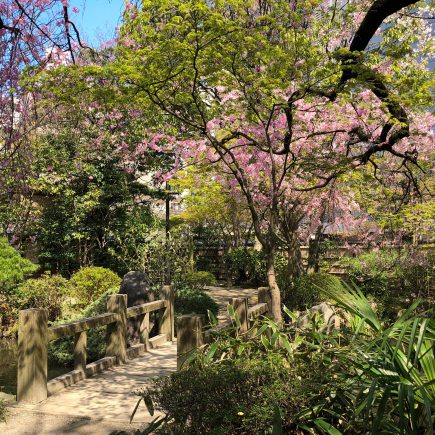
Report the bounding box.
[17,308,48,404]
[258,287,272,315]
[159,284,174,341]
[176,314,204,370]
[74,331,87,374]
[106,294,128,363]
[230,297,249,333]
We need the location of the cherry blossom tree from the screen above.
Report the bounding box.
[0,0,88,240]
[35,0,433,321]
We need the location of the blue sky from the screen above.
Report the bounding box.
[69,0,125,47]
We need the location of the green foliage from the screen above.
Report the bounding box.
[69,267,121,307]
[0,237,37,291]
[175,288,219,324]
[283,273,339,311]
[144,355,292,434]
[180,271,217,289]
[138,224,195,288]
[139,282,434,434]
[10,273,71,321]
[0,399,7,423]
[341,248,434,318]
[224,247,267,285]
[48,287,118,366]
[34,132,160,276]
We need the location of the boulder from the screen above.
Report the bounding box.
[297,302,340,332]
[119,271,156,344]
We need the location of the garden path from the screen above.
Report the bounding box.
[0,285,256,434]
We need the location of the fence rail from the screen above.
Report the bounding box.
[17,286,174,404]
[177,286,272,369]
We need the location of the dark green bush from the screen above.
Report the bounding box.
[48,287,118,366]
[175,288,219,323]
[224,247,266,285]
[282,273,339,310]
[146,355,294,434]
[0,237,37,291]
[69,266,121,307]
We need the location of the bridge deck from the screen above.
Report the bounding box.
[2,342,176,434]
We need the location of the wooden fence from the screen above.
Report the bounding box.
[17,285,174,404]
[176,286,272,369]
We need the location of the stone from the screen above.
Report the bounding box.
[297,302,339,332]
[119,271,156,344]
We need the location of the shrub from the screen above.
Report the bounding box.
[10,273,71,321]
[69,266,121,307]
[145,355,294,434]
[0,399,7,423]
[48,287,119,366]
[224,247,266,285]
[0,237,37,291]
[282,272,339,310]
[175,288,219,323]
[180,271,217,289]
[341,248,434,318]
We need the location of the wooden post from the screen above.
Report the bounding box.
[74,331,87,374]
[258,287,272,315]
[176,315,204,370]
[17,308,48,404]
[106,294,128,363]
[139,312,150,351]
[230,297,249,333]
[159,284,174,341]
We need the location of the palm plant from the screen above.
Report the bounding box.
[320,280,434,434]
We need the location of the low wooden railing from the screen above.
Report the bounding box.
[17,286,174,404]
[176,287,271,369]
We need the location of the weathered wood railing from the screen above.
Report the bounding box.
[176,287,271,369]
[17,286,174,404]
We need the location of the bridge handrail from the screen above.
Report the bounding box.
[177,287,272,369]
[17,286,174,404]
[48,312,119,341]
[46,300,169,341]
[126,299,168,318]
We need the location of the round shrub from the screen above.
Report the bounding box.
[283,273,339,310]
[175,288,219,323]
[181,271,217,289]
[11,273,71,321]
[69,266,121,307]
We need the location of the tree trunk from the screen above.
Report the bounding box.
[266,250,283,324]
[307,235,321,274]
[286,233,302,284]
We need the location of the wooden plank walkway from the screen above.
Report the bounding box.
[0,286,258,434]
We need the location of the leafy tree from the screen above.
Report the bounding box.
[34,0,433,322]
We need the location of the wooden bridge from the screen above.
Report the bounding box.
[1,285,270,434]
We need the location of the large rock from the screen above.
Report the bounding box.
[297,302,340,332]
[119,271,156,344]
